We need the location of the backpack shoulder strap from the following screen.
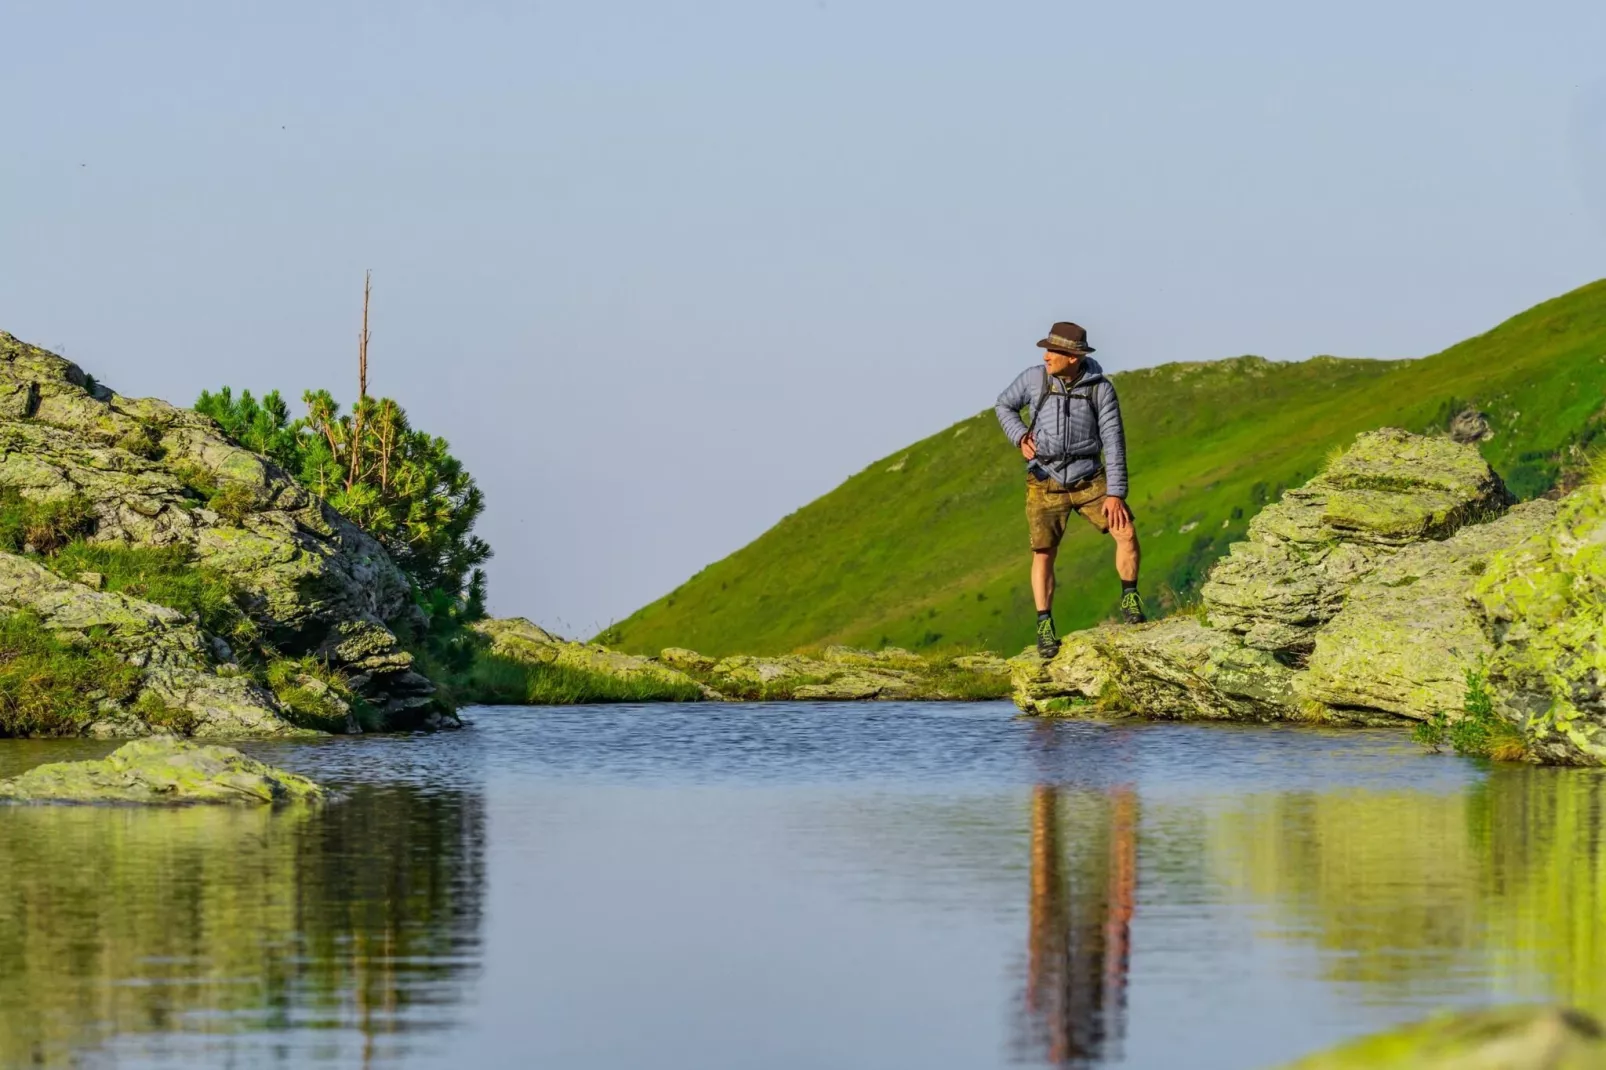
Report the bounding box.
[1027,366,1055,432]
[1065,380,1102,423]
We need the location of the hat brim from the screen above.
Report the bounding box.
[1036,338,1095,354]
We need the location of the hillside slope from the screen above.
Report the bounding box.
[610,281,1606,657]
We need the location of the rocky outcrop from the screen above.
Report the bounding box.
[1012,616,1312,722]
[1297,500,1559,722]
[1473,482,1606,765]
[472,617,721,699]
[1277,1005,1606,1069]
[1015,428,1606,764]
[0,738,323,804]
[1200,429,1511,654]
[0,331,449,735]
[471,619,1011,702]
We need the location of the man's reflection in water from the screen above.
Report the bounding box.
[1018,782,1137,1067]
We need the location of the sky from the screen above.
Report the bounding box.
[2,1,1603,637]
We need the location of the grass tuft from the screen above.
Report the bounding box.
[1413,665,1529,761]
[47,542,252,641]
[0,488,96,555]
[264,655,381,732]
[207,482,257,526]
[0,611,142,737]
[458,653,706,705]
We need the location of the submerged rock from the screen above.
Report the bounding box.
[0,738,323,805]
[1278,1005,1606,1069]
[1201,429,1510,654]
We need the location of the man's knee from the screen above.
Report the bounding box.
[1110,526,1139,549]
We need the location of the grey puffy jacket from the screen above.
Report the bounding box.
[994,358,1129,498]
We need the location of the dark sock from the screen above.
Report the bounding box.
[1037,609,1052,623]
[1121,580,1138,594]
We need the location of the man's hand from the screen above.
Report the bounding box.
[1020,433,1037,461]
[1103,496,1132,533]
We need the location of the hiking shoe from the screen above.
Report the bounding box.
[1035,616,1061,660]
[1120,590,1147,625]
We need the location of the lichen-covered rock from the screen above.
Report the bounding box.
[659,647,716,672]
[1474,482,1606,765]
[1278,1005,1606,1069]
[0,551,301,737]
[1012,617,1307,721]
[0,738,323,805]
[950,652,1011,676]
[0,331,440,728]
[1202,429,1511,653]
[1299,500,1560,722]
[707,653,921,699]
[820,645,928,670]
[473,617,721,698]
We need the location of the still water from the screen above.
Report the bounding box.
[0,702,1602,1069]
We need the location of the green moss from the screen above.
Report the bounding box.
[1474,482,1606,763]
[0,610,142,737]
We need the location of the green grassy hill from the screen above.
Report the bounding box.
[609,281,1606,657]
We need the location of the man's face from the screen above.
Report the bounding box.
[1043,349,1082,377]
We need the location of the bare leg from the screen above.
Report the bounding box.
[1031,548,1058,613]
[1112,526,1140,583]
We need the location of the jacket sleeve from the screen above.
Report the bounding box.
[994,369,1034,448]
[1097,381,1129,498]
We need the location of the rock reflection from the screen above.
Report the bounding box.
[1208,764,1606,1014]
[0,785,486,1067]
[1016,784,1136,1068]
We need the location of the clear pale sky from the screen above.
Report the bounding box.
[2,1,1603,636]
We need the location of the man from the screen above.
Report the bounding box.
[995,321,1143,659]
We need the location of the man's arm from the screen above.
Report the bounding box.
[994,369,1034,448]
[1097,380,1129,499]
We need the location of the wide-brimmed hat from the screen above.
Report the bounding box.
[1036,321,1095,354]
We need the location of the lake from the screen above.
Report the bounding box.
[0,702,1601,1069]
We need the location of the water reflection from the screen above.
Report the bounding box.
[1016,785,1136,1067]
[1207,764,1606,1014]
[0,785,486,1067]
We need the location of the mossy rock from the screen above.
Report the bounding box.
[474,618,721,699]
[0,331,435,725]
[1299,499,1560,722]
[0,738,323,805]
[1474,482,1606,765]
[1202,428,1511,653]
[1012,616,1302,722]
